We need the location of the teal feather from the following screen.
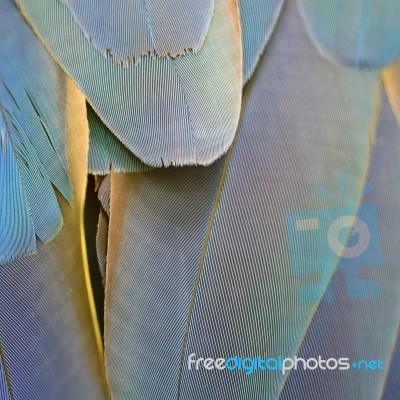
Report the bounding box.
[16,0,242,167]
[280,91,400,400]
[63,0,214,63]
[0,41,108,398]
[298,0,400,68]
[0,109,36,262]
[0,0,72,264]
[88,104,152,174]
[239,0,285,83]
[103,1,381,397]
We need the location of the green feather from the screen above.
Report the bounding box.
[88,105,152,175]
[16,0,242,167]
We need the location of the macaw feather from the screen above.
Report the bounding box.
[0,79,108,399]
[16,0,242,167]
[103,1,381,397]
[88,104,152,175]
[280,90,400,400]
[239,0,285,83]
[0,0,73,264]
[383,327,400,399]
[62,0,214,63]
[298,0,400,69]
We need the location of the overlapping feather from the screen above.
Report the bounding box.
[277,15,400,400]
[4,0,400,398]
[0,0,73,264]
[0,81,108,399]
[62,0,214,63]
[239,0,285,83]
[280,91,400,400]
[103,1,381,397]
[16,0,242,166]
[298,0,400,68]
[88,105,151,175]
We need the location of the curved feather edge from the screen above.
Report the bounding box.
[0,81,109,399]
[103,1,381,398]
[61,0,214,64]
[382,61,400,128]
[0,0,73,264]
[239,0,285,84]
[15,0,242,167]
[297,0,400,70]
[279,90,400,400]
[88,104,153,175]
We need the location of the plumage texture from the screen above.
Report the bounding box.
[0,81,108,399]
[106,163,226,399]
[0,0,72,264]
[88,105,151,174]
[383,327,400,399]
[63,0,214,63]
[239,0,285,83]
[298,0,400,69]
[4,1,399,398]
[103,1,381,397]
[0,111,35,263]
[280,91,399,400]
[16,0,242,166]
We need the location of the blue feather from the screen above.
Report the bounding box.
[0,0,72,263]
[103,1,381,397]
[298,0,400,68]
[16,0,242,167]
[280,90,400,400]
[63,0,214,63]
[0,73,108,400]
